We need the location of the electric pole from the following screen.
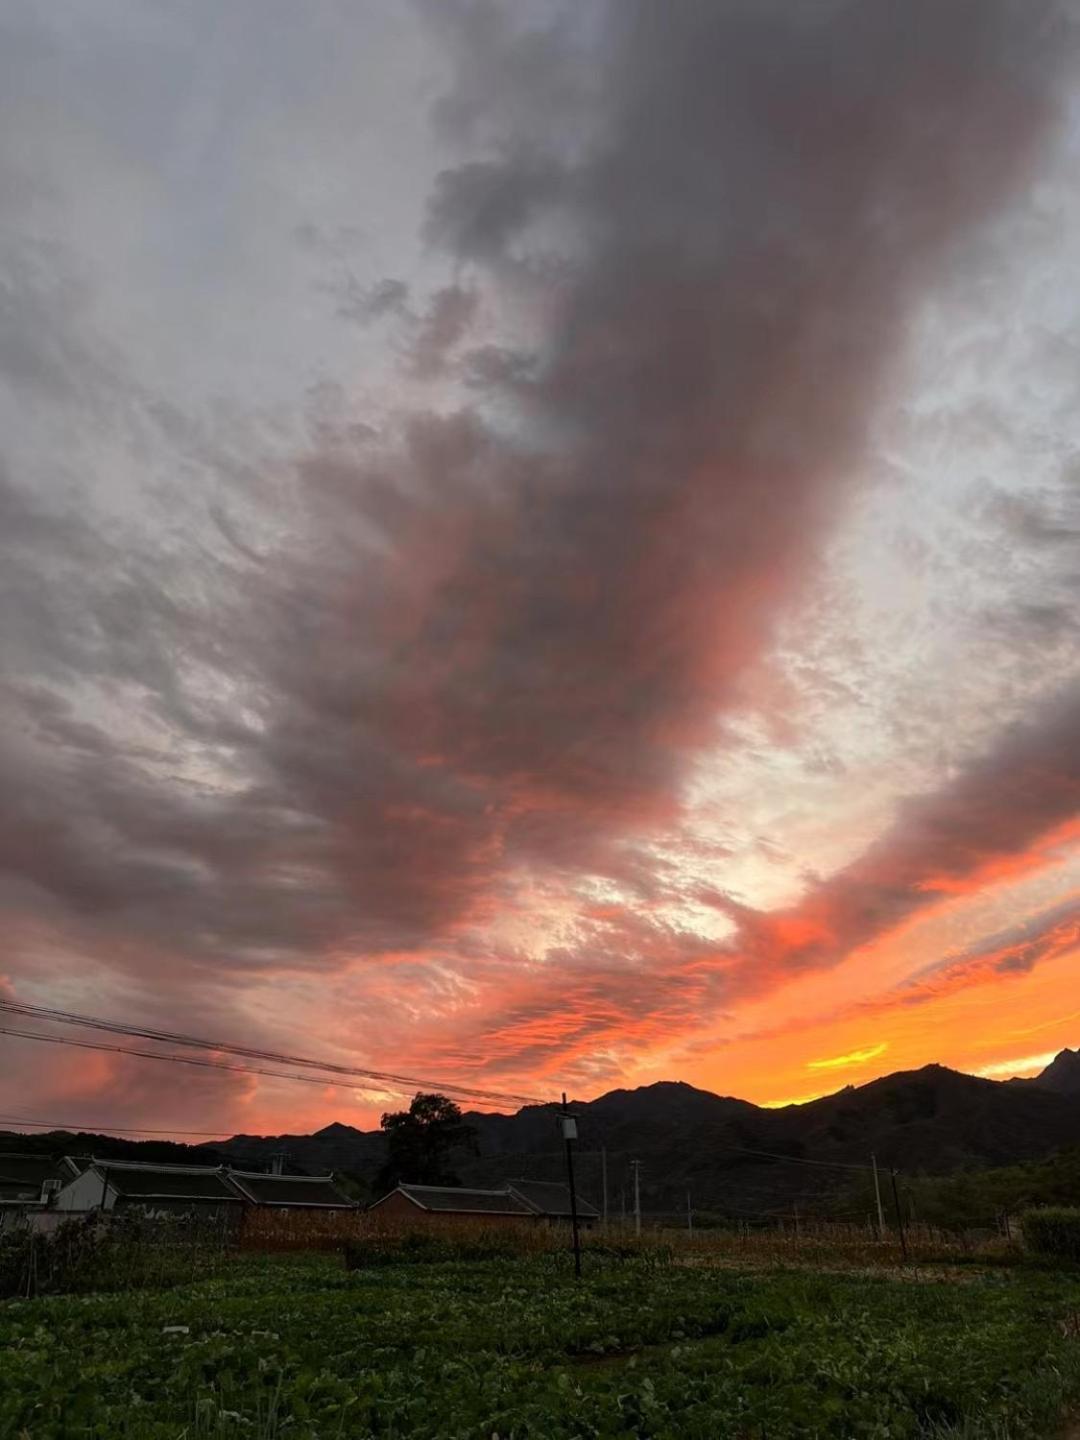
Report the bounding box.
[687,1189,693,1236]
[560,1093,582,1279]
[631,1159,642,1237]
[890,1168,908,1262]
[871,1153,886,1239]
[601,1146,608,1229]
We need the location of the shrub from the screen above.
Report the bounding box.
[1022,1206,1080,1262]
[341,1223,675,1270]
[239,1206,368,1253]
[344,1227,531,1268]
[0,1211,232,1298]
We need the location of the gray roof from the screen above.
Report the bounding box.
[507,1179,600,1218]
[388,1184,532,1216]
[226,1171,354,1208]
[0,1154,78,1202]
[96,1161,241,1203]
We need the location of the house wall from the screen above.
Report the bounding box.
[371,1190,534,1226]
[53,1168,115,1213]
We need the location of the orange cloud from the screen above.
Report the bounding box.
[807,1041,888,1071]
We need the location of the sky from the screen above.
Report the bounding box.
[1,0,1080,1138]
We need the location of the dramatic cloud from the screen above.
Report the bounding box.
[707,688,1080,983]
[1,0,1079,1127]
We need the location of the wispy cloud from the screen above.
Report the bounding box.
[808,1042,888,1073]
[0,1,1077,1129]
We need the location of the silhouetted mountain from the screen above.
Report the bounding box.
[0,1130,233,1167]
[199,1054,1080,1216]
[6,1052,1079,1218]
[1031,1047,1080,1096]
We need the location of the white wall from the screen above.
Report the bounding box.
[53,1168,116,1213]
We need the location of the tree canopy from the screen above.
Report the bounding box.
[376,1092,476,1192]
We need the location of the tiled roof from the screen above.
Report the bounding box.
[393,1184,532,1216]
[97,1162,241,1203]
[507,1179,600,1218]
[0,1180,43,1204]
[226,1172,353,1208]
[0,1154,76,1200]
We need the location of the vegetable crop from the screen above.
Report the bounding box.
[2,1250,1079,1437]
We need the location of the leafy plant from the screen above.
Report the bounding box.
[1023,1205,1080,1262]
[3,1247,1080,1437]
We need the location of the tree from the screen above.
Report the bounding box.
[375,1092,476,1192]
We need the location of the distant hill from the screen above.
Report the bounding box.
[6,1052,1078,1218]
[199,1053,1080,1215]
[0,1130,234,1168]
[1029,1047,1080,1096]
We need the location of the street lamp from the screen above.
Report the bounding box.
[560,1093,582,1278]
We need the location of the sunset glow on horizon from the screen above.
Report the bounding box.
[1,0,1079,1139]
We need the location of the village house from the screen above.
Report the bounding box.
[369,1180,600,1227]
[225,1169,354,1211]
[505,1179,601,1227]
[0,1153,83,1233]
[11,1157,354,1231]
[370,1183,534,1224]
[44,1159,245,1230]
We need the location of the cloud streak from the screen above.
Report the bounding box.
[0,0,1078,1124]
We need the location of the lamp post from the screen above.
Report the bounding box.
[560,1093,582,1279]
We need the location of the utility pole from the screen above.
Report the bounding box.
[601,1146,608,1229]
[890,1168,908,1262]
[686,1190,693,1237]
[631,1159,642,1237]
[871,1153,886,1239]
[561,1093,582,1279]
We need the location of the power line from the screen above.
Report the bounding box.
[0,999,546,1108]
[0,1025,523,1110]
[0,1025,390,1092]
[497,1140,874,1175]
[0,1113,231,1138]
[716,1142,874,1173]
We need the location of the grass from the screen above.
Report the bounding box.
[1,1247,1079,1438]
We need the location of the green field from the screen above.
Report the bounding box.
[3,1252,1080,1439]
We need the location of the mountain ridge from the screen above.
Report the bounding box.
[4,1053,1076,1216]
[195,1054,1080,1213]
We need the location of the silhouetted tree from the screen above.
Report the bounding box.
[375,1092,476,1193]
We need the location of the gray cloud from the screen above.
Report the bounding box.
[0,0,1076,1096]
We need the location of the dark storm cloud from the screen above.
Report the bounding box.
[405,284,480,379]
[0,0,1074,1041]
[334,276,411,325]
[274,0,1068,910]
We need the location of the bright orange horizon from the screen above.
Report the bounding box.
[1,2,1079,1142]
